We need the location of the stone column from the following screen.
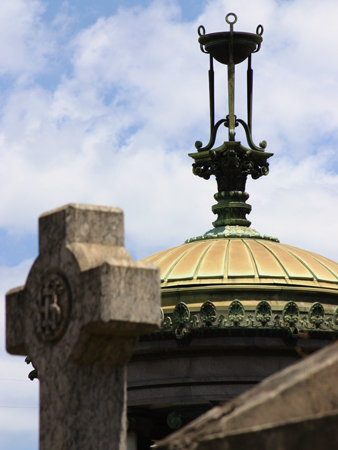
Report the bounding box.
[6,204,160,450]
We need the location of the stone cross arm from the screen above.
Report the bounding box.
[6,203,161,450]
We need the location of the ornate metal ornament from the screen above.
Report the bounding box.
[173,302,190,326]
[35,271,71,342]
[273,315,283,327]
[228,299,245,325]
[189,315,200,328]
[255,300,272,326]
[218,314,227,327]
[246,314,254,327]
[308,302,325,328]
[325,306,338,331]
[196,13,265,149]
[189,13,273,231]
[155,300,338,341]
[162,316,172,329]
[282,301,299,327]
[200,300,217,326]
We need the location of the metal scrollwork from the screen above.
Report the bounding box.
[273,314,283,328]
[218,314,227,327]
[162,316,172,330]
[189,315,200,328]
[192,147,270,193]
[246,314,254,327]
[175,326,189,340]
[35,271,71,342]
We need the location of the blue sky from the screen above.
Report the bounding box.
[1,0,338,448]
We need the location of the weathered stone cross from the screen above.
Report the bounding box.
[6,203,160,450]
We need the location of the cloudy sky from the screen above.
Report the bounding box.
[1,0,338,448]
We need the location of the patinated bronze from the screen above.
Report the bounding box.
[190,13,273,229]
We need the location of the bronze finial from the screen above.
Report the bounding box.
[189,13,274,234]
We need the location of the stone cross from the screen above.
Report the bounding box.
[6,204,160,450]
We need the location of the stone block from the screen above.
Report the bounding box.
[6,286,26,355]
[39,203,124,254]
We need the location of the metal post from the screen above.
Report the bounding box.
[226,14,236,141]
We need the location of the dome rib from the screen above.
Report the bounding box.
[255,240,291,279]
[243,240,286,278]
[257,240,313,280]
[192,241,215,280]
[282,245,338,284]
[168,241,212,281]
[281,246,323,281]
[228,239,256,278]
[303,251,338,282]
[196,240,227,279]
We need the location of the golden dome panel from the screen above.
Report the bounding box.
[142,238,338,291]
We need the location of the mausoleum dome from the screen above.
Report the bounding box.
[142,236,338,323]
[144,238,338,292]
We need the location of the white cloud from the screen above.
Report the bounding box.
[0,0,53,80]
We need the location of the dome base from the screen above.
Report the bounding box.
[185,226,279,243]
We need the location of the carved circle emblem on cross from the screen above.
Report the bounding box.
[35,271,71,342]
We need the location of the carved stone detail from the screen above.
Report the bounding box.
[35,271,71,342]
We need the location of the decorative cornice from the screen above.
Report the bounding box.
[151,300,338,342]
